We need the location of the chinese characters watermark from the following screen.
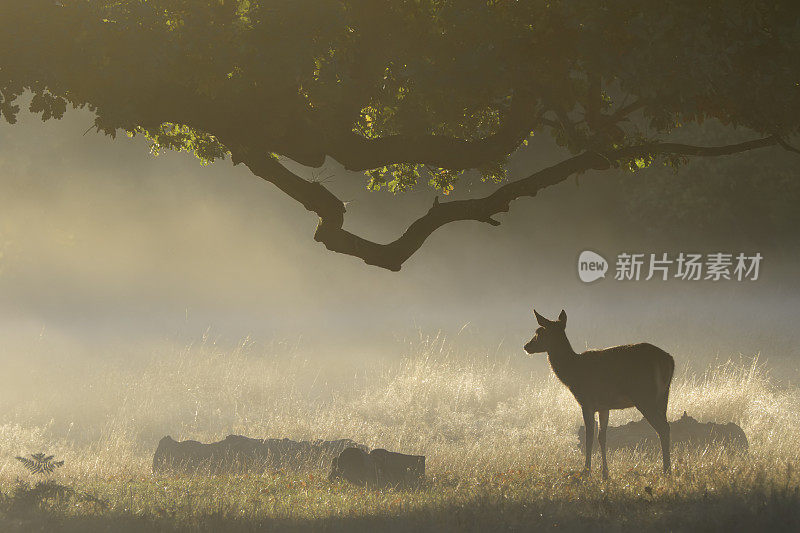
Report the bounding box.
[578,251,762,283]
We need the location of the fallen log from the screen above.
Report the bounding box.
[578,411,748,453]
[328,447,425,488]
[152,435,368,474]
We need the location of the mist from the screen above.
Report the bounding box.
[0,100,796,390]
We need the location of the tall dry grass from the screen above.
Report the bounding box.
[1,332,797,482]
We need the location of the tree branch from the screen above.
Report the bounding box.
[611,136,778,160]
[241,136,779,271]
[776,136,800,154]
[240,154,346,226]
[318,151,610,270]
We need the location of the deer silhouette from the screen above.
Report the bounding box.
[524,309,674,477]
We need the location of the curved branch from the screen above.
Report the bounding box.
[239,155,346,226]
[776,136,800,154]
[611,136,778,160]
[241,136,779,271]
[315,151,609,270]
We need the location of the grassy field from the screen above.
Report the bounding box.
[1,335,799,531]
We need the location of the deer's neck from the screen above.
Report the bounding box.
[546,336,578,385]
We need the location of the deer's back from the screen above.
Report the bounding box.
[581,342,673,370]
[571,343,674,408]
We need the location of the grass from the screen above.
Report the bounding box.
[1,334,799,531]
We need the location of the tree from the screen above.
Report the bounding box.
[1,0,798,271]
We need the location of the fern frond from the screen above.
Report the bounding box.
[16,453,64,475]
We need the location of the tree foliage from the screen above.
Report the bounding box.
[1,0,798,269]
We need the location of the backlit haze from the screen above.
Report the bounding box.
[1,103,799,380]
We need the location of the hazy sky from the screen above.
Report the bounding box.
[1,104,798,375]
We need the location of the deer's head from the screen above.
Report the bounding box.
[524,309,567,354]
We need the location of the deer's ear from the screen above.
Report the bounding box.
[534,309,548,327]
[558,309,567,326]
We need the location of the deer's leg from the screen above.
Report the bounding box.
[637,402,671,475]
[582,407,596,475]
[598,409,609,479]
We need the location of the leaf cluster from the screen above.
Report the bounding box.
[1,1,796,194]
